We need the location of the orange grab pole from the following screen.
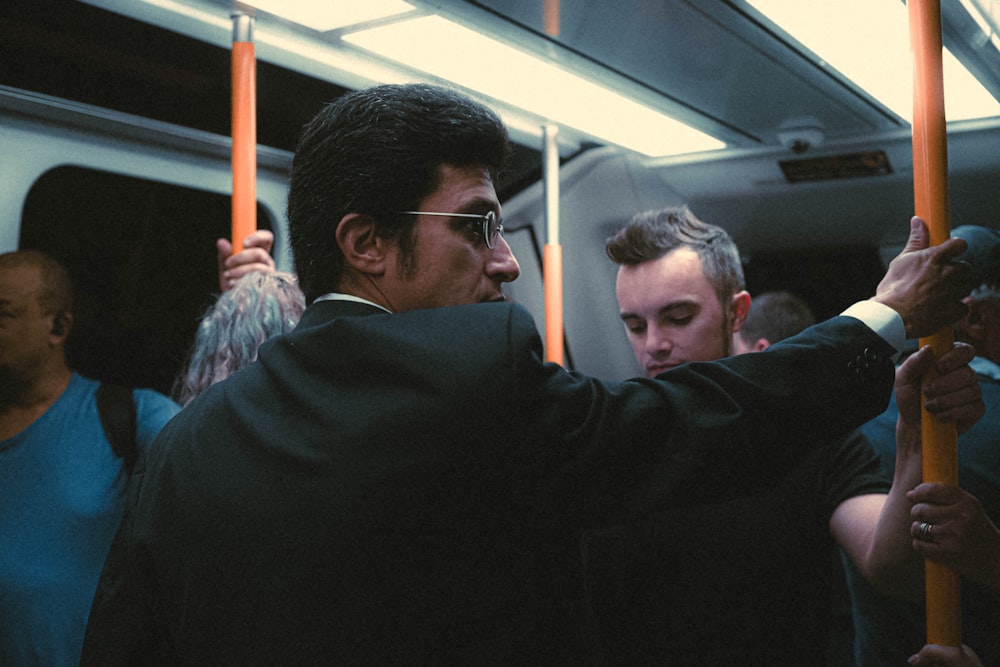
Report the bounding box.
[544,244,564,365]
[544,0,559,36]
[231,15,257,253]
[909,0,961,647]
[542,123,563,365]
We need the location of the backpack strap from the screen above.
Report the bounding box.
[96,383,138,473]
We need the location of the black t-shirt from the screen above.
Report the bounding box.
[582,430,886,666]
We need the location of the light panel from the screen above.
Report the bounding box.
[960,0,1000,49]
[245,0,415,32]
[343,15,726,157]
[747,0,999,121]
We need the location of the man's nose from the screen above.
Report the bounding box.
[646,327,672,355]
[488,235,521,283]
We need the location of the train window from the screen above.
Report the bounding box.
[19,165,273,397]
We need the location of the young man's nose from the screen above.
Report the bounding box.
[646,327,673,355]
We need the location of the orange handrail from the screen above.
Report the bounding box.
[909,0,961,647]
[544,0,559,36]
[231,14,257,252]
[543,124,564,365]
[544,244,564,365]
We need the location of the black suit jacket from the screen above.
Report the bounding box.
[82,300,894,665]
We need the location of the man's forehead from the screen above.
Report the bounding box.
[426,164,499,207]
[617,250,719,313]
[0,266,43,300]
[618,248,709,288]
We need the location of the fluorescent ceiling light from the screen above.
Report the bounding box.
[747,0,999,121]
[960,0,1000,50]
[343,15,726,157]
[245,0,415,32]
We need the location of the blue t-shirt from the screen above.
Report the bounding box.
[0,373,179,667]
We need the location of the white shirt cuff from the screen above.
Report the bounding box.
[840,301,906,352]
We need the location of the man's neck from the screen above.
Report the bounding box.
[331,271,396,313]
[0,366,73,441]
[313,292,392,313]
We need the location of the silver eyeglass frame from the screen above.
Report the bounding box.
[399,210,503,249]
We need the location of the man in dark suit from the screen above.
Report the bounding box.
[81,83,976,665]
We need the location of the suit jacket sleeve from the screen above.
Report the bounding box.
[502,308,896,523]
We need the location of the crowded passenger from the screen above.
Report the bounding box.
[848,224,1000,667]
[81,83,974,665]
[733,289,816,354]
[0,233,277,667]
[0,250,180,667]
[580,206,982,665]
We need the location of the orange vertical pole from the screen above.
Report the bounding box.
[544,244,563,364]
[909,0,961,647]
[543,124,564,365]
[231,13,257,253]
[544,0,559,36]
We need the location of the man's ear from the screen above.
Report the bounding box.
[49,310,73,344]
[730,290,751,333]
[958,297,986,342]
[335,213,387,275]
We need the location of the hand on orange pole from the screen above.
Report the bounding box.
[909,0,961,647]
[231,14,257,253]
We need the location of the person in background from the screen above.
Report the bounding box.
[847,224,1000,667]
[0,232,277,667]
[0,250,180,667]
[733,289,815,354]
[586,206,982,665]
[172,270,305,406]
[81,83,974,665]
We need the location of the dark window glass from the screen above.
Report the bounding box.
[20,165,273,396]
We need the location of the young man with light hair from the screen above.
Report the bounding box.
[592,205,981,665]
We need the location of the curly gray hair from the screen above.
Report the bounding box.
[172,271,305,406]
